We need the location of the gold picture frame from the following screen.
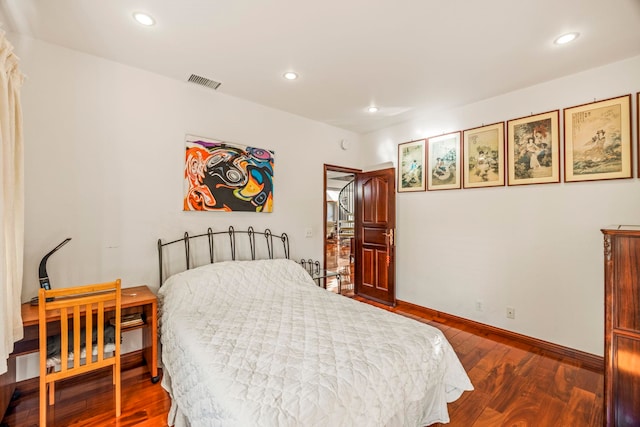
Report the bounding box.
[397,139,426,192]
[463,122,505,188]
[563,94,632,182]
[426,132,461,191]
[506,110,560,186]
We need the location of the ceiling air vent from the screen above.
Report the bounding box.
[187,74,222,90]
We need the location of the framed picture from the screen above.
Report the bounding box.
[184,134,274,212]
[506,110,560,186]
[426,132,461,191]
[563,94,632,182]
[463,122,505,188]
[397,139,426,192]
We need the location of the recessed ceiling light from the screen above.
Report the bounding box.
[283,72,298,80]
[554,32,579,45]
[133,12,155,26]
[367,106,379,113]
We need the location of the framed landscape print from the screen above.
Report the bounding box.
[564,94,632,182]
[398,139,426,192]
[426,132,461,191]
[506,110,560,186]
[463,122,505,188]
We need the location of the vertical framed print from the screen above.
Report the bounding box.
[426,132,461,191]
[463,122,505,188]
[563,94,632,182]
[506,110,560,186]
[397,139,426,192]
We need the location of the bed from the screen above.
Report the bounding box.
[157,227,473,426]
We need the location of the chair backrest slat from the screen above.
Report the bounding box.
[97,301,105,363]
[86,303,93,368]
[73,305,81,369]
[60,307,68,373]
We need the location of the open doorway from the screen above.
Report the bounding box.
[324,164,359,296]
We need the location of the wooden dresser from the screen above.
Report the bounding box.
[602,226,640,427]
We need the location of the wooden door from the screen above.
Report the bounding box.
[354,167,396,305]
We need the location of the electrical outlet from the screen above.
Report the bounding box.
[506,306,515,319]
[305,228,313,238]
[475,300,483,312]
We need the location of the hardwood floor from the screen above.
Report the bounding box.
[2,303,603,426]
[359,298,604,427]
[1,353,171,427]
[326,238,354,295]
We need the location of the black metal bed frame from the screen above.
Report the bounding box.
[157,226,290,287]
[299,259,321,276]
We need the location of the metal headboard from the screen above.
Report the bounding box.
[157,226,290,287]
[300,259,321,276]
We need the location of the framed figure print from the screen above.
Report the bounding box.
[397,139,426,192]
[506,110,560,186]
[564,94,632,182]
[427,132,461,191]
[463,122,505,188]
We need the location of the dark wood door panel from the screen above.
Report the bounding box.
[373,178,388,224]
[362,179,376,223]
[613,236,640,332]
[361,176,389,225]
[376,251,388,290]
[362,248,374,287]
[612,334,640,426]
[363,227,387,246]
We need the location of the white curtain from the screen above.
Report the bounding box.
[0,30,24,376]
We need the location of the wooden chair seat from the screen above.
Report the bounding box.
[46,342,116,369]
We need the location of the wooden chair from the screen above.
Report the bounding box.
[38,280,122,426]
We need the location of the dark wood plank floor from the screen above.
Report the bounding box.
[1,355,170,427]
[362,298,604,427]
[2,301,603,426]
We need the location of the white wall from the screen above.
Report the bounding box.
[362,55,640,356]
[11,34,362,379]
[10,29,638,376]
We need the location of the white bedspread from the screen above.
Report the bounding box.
[158,259,473,427]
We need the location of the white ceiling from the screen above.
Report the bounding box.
[1,0,640,135]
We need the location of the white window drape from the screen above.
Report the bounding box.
[0,30,24,376]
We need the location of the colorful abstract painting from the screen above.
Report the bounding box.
[184,135,274,212]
